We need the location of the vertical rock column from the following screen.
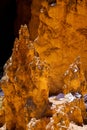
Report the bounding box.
[1,25,49,130]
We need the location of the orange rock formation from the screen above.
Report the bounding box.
[34,0,87,94]
[1,25,49,130]
[63,57,87,95]
[0,0,87,129]
[27,97,86,130]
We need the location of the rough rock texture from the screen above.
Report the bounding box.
[34,0,87,95]
[1,0,87,129]
[0,25,49,130]
[27,95,86,130]
[63,57,87,95]
[0,96,4,127]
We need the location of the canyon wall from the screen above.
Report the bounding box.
[1,0,87,96]
[1,1,87,129]
[5,0,87,95]
[34,0,87,94]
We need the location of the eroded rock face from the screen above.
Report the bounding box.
[0,25,49,130]
[34,0,87,95]
[0,96,5,127]
[0,0,87,129]
[15,0,87,95]
[27,94,86,130]
[63,57,87,95]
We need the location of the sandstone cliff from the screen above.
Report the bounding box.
[0,0,87,129]
[34,0,87,94]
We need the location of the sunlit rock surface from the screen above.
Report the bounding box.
[0,95,4,128]
[27,93,86,130]
[0,0,87,130]
[0,25,49,130]
[14,0,87,95]
[63,57,87,95]
[34,0,87,95]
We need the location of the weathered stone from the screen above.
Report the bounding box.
[14,0,87,95]
[27,118,50,130]
[63,57,87,95]
[0,0,87,129]
[0,96,5,127]
[27,95,86,130]
[0,25,49,130]
[34,0,87,95]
